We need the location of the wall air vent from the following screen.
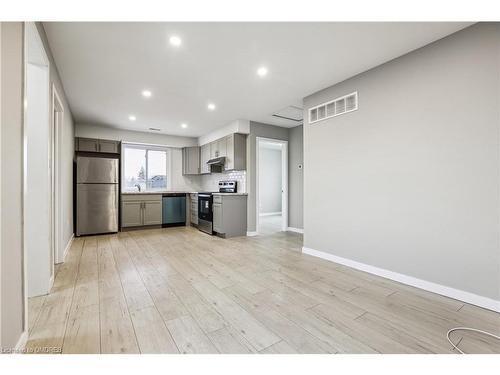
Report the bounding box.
[149,127,161,131]
[309,91,358,124]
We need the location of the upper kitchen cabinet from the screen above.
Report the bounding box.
[195,133,247,174]
[200,143,211,174]
[98,139,120,153]
[76,137,120,154]
[182,146,200,175]
[224,133,246,171]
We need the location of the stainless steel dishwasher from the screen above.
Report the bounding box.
[162,193,186,227]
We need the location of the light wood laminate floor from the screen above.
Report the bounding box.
[27,227,500,354]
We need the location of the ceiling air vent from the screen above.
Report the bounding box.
[309,91,358,124]
[272,105,303,123]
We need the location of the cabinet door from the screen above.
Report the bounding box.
[210,141,218,159]
[200,144,211,174]
[182,147,190,175]
[213,203,223,233]
[225,134,234,170]
[98,140,119,153]
[122,201,143,227]
[188,147,200,174]
[143,201,162,225]
[218,137,227,158]
[78,138,99,152]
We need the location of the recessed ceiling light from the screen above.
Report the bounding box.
[141,90,152,98]
[169,35,182,47]
[257,66,268,77]
[207,103,216,111]
[181,123,188,129]
[128,115,136,121]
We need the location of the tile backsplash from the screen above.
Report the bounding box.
[201,170,247,193]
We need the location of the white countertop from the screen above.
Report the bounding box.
[122,191,197,195]
[121,191,247,196]
[212,192,248,196]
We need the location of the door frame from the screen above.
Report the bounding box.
[51,83,64,264]
[23,21,51,330]
[255,137,288,233]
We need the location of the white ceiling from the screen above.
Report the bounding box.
[43,22,471,138]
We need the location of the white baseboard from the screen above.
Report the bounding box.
[287,227,304,234]
[59,234,74,264]
[246,231,258,237]
[302,246,500,313]
[14,331,28,352]
[259,212,282,217]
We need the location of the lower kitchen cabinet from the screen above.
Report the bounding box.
[143,200,162,225]
[190,193,198,225]
[213,203,223,232]
[122,201,143,227]
[121,194,162,228]
[212,194,247,238]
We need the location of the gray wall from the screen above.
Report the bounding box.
[259,147,282,214]
[303,23,500,300]
[288,125,304,229]
[1,22,24,348]
[36,23,75,256]
[247,121,289,232]
[75,123,198,148]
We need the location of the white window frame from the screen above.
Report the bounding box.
[121,142,172,192]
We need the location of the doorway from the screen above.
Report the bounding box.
[256,137,288,235]
[51,85,64,265]
[24,22,52,298]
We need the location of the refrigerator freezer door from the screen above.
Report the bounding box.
[77,183,118,235]
[77,156,119,184]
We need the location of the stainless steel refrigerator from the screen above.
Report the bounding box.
[76,155,119,236]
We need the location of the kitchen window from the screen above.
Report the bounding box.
[122,143,171,192]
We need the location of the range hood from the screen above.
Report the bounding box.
[207,156,226,166]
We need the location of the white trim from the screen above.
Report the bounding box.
[59,234,74,264]
[256,137,288,235]
[15,331,28,352]
[51,83,64,265]
[23,21,51,332]
[246,231,258,237]
[302,246,500,313]
[259,211,282,217]
[287,227,304,234]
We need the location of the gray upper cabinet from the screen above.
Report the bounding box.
[182,146,200,175]
[210,140,218,159]
[200,143,211,174]
[98,139,120,153]
[198,133,246,173]
[218,138,227,158]
[76,137,120,154]
[225,133,246,171]
[77,138,99,152]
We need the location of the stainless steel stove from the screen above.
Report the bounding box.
[197,180,237,235]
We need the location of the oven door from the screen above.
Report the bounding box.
[198,194,213,222]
